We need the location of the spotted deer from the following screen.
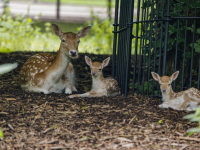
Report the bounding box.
[151,71,200,111]
[69,56,121,98]
[19,24,91,94]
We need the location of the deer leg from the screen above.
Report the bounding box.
[68,92,105,98]
[65,63,77,93]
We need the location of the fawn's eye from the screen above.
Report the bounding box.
[62,40,66,43]
[99,69,102,71]
[168,84,171,86]
[77,40,80,44]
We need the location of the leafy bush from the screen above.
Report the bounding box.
[77,13,114,54]
[183,108,200,136]
[0,9,58,52]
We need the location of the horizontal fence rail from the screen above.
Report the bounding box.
[112,0,200,97]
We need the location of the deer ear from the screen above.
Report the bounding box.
[77,26,91,38]
[52,24,63,38]
[85,56,92,67]
[102,57,110,68]
[151,72,160,81]
[170,71,179,81]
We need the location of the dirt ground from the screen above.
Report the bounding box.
[0,52,200,150]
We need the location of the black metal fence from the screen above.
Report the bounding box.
[112,0,200,97]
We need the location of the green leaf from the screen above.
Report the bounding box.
[187,128,200,133]
[0,128,4,139]
[197,28,200,34]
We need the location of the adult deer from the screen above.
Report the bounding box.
[19,24,91,94]
[151,71,200,111]
[69,56,121,98]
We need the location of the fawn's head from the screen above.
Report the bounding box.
[52,24,91,59]
[85,56,110,78]
[151,71,179,94]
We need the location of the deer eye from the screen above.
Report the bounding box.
[77,40,80,44]
[99,69,102,71]
[62,40,66,43]
[168,84,171,86]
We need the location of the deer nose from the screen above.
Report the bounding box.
[70,51,77,57]
[162,89,166,93]
[92,73,96,76]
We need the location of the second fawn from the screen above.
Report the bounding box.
[151,71,200,111]
[19,24,91,94]
[69,56,121,98]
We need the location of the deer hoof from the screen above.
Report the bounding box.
[159,103,169,108]
[68,95,75,98]
[65,88,72,94]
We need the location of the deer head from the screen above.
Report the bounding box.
[52,24,91,59]
[85,56,110,78]
[151,71,179,94]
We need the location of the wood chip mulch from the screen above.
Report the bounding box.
[0,52,200,150]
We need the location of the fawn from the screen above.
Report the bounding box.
[69,56,121,98]
[151,71,200,111]
[19,24,91,94]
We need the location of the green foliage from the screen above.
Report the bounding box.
[77,13,114,54]
[188,27,200,53]
[129,81,156,95]
[0,8,57,52]
[183,108,200,136]
[0,128,4,139]
[141,0,200,57]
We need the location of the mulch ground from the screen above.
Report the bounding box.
[0,52,200,150]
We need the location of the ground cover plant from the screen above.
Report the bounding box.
[0,52,200,149]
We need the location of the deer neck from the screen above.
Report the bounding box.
[162,86,175,102]
[49,45,71,81]
[91,74,105,91]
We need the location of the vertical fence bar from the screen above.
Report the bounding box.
[181,0,189,91]
[153,0,159,97]
[133,0,140,95]
[142,0,149,95]
[121,3,129,96]
[137,0,144,96]
[147,0,154,96]
[162,0,170,76]
[189,0,197,88]
[125,0,134,96]
[116,0,124,92]
[173,0,181,91]
[112,0,119,78]
[157,1,165,96]
[56,0,60,19]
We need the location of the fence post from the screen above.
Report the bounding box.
[56,0,60,19]
[162,0,171,76]
[112,0,119,78]
[124,0,134,96]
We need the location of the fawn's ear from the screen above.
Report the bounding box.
[102,57,110,68]
[151,72,160,81]
[170,71,179,81]
[85,56,92,67]
[77,26,91,38]
[52,24,63,38]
